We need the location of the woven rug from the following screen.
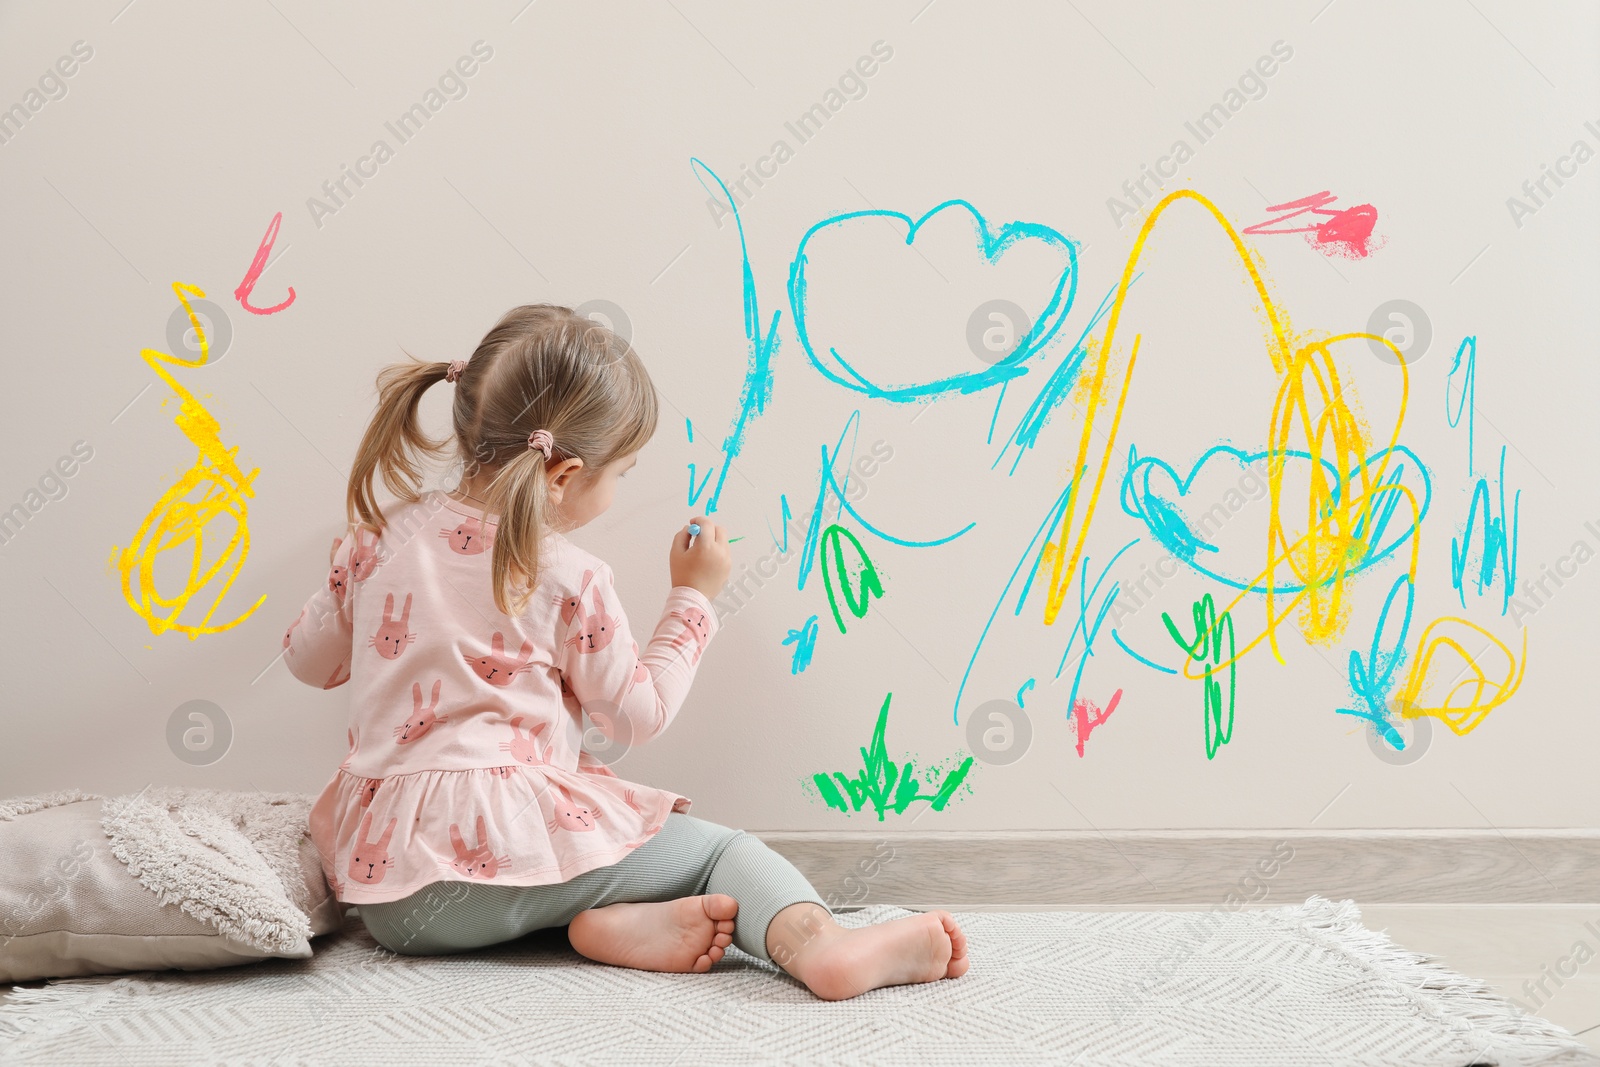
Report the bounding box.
[1,897,1593,1066]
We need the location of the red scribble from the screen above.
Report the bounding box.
[1072,688,1122,757]
[1242,190,1379,259]
[235,211,296,315]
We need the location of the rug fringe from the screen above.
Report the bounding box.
[0,976,140,1041]
[1283,895,1588,1059]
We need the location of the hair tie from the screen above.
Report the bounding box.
[527,428,554,460]
[444,359,467,383]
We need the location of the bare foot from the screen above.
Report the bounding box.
[567,894,738,973]
[772,905,969,1001]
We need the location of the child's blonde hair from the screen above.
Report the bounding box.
[347,303,658,616]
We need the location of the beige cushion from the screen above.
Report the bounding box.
[0,788,347,982]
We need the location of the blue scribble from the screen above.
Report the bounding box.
[1451,445,1520,615]
[767,493,793,552]
[685,417,715,505]
[796,411,974,593]
[953,480,1076,723]
[1444,337,1518,615]
[782,614,821,674]
[1445,335,1476,475]
[1118,443,1432,593]
[986,382,1007,445]
[687,463,714,506]
[1052,540,1139,719]
[1335,572,1414,748]
[1015,676,1035,707]
[787,201,1079,401]
[692,158,783,514]
[992,278,1137,476]
[1112,629,1178,675]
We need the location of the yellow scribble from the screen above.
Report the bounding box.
[1041,189,1524,733]
[1397,619,1526,735]
[112,282,264,638]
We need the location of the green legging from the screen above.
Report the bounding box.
[355,813,827,963]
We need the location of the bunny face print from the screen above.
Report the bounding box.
[349,810,397,884]
[370,592,416,659]
[328,562,348,600]
[547,783,603,832]
[558,569,594,627]
[565,584,618,654]
[394,679,450,743]
[498,716,550,766]
[440,517,494,555]
[349,527,384,581]
[669,607,712,664]
[445,815,510,880]
[464,631,536,686]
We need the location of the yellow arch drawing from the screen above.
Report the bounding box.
[1044,189,1523,733]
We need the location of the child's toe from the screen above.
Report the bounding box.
[941,917,970,978]
[702,894,739,923]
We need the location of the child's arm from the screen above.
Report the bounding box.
[283,530,357,690]
[559,563,720,747]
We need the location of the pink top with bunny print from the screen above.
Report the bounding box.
[285,490,719,905]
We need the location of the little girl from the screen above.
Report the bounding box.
[283,303,968,999]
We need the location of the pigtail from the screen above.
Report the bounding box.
[486,446,554,617]
[345,303,658,618]
[347,354,454,532]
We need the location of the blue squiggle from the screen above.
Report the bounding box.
[687,463,713,505]
[986,381,1007,445]
[796,411,975,593]
[767,493,793,553]
[1054,539,1139,718]
[993,277,1136,477]
[782,615,820,674]
[1444,337,1518,616]
[1015,676,1035,707]
[1112,629,1178,675]
[1335,572,1414,748]
[1451,445,1520,615]
[1445,335,1476,475]
[1118,443,1432,593]
[953,481,1075,723]
[692,158,782,514]
[788,201,1079,401]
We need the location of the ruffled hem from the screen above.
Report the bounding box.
[307,762,689,905]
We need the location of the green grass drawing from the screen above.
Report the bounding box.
[809,691,975,820]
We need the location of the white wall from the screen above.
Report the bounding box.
[2,0,1596,833]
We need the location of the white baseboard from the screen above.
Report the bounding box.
[753,829,1600,908]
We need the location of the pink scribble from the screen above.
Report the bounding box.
[1072,689,1122,757]
[1243,191,1380,259]
[234,211,296,314]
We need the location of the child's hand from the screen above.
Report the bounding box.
[669,515,731,600]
